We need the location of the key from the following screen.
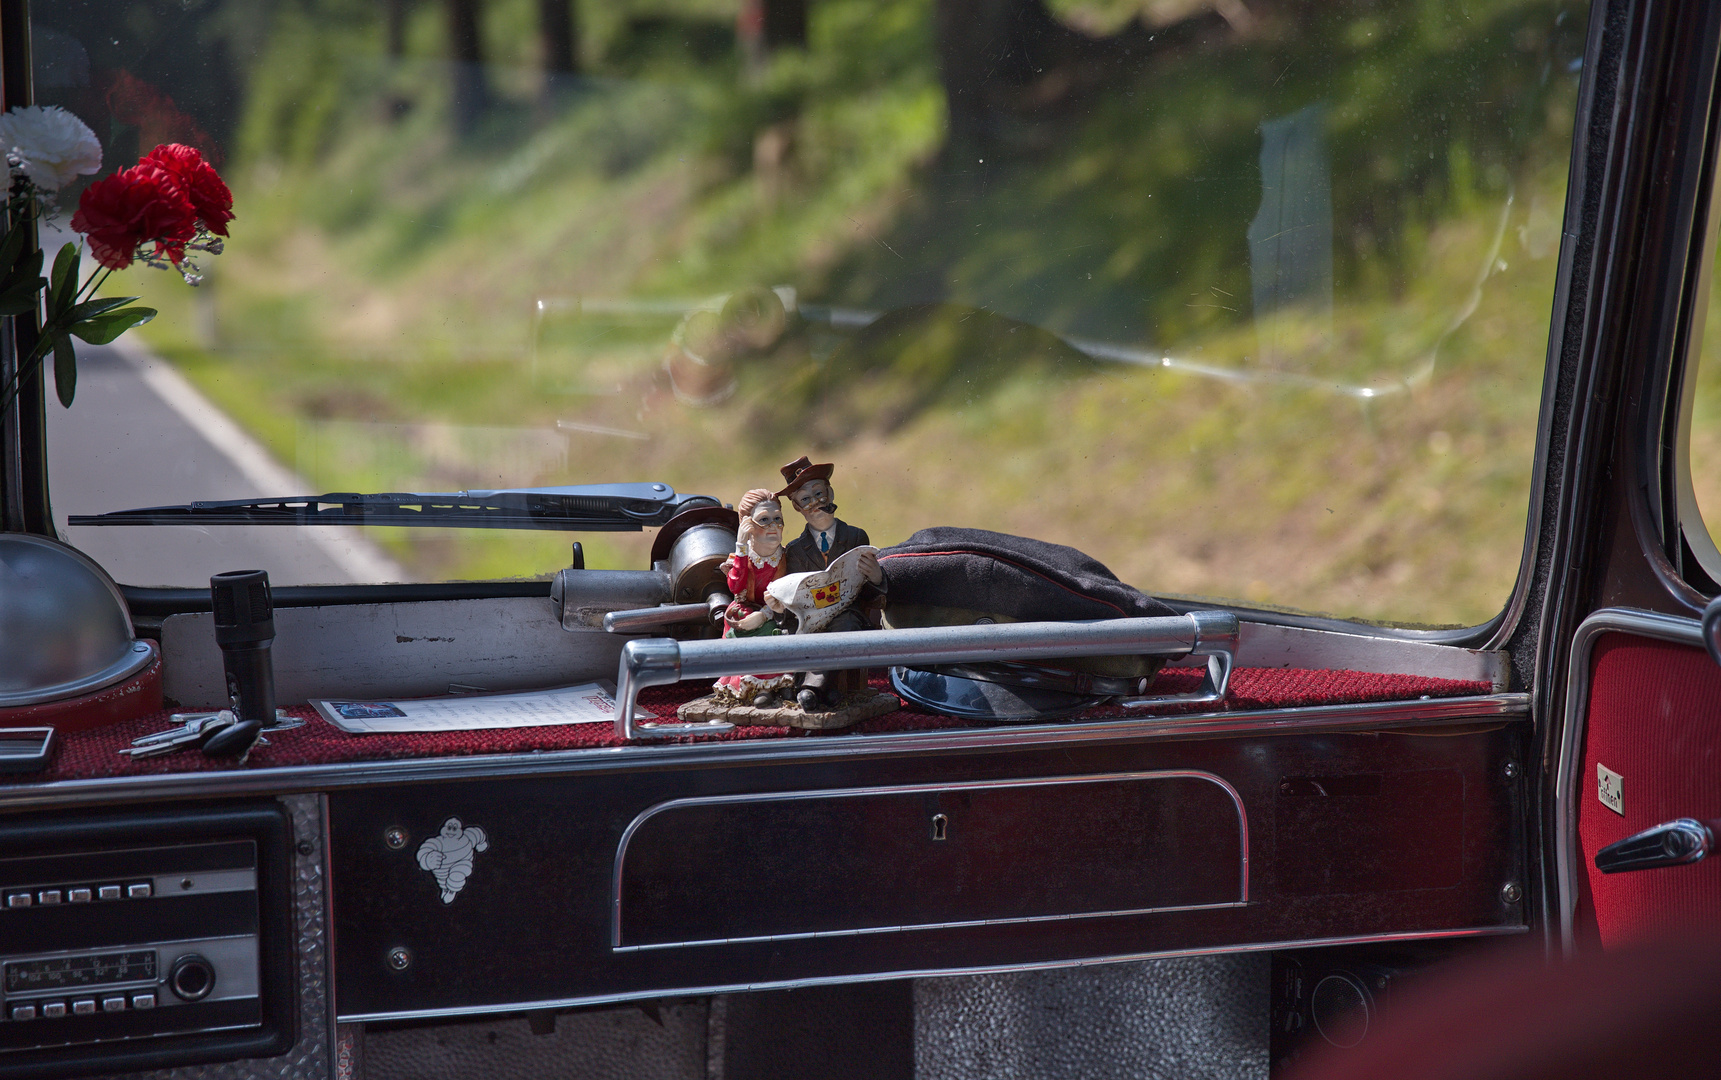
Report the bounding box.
[120,713,237,757]
[121,726,219,757]
[128,715,221,749]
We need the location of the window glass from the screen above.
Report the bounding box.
[33,0,1588,626]
[1689,237,1721,557]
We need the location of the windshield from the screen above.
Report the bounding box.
[32,0,1588,626]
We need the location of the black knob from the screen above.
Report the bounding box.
[210,570,278,727]
[168,954,215,1001]
[202,718,263,761]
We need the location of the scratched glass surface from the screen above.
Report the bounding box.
[1684,219,1721,571]
[36,0,1589,625]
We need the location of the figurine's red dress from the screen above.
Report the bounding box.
[715,550,793,702]
[723,551,783,625]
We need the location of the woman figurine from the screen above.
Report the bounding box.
[711,489,796,708]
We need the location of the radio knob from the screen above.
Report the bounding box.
[168,955,215,1002]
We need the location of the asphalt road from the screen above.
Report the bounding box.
[45,339,404,588]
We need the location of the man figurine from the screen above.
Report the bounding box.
[776,456,885,710]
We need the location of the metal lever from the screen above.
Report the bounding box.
[613,611,1239,739]
[603,602,720,634]
[1595,818,1715,874]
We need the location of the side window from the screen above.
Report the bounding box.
[1688,226,1721,568]
[31,0,1588,629]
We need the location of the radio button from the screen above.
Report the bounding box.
[41,1002,66,1018]
[102,996,127,1012]
[97,885,122,901]
[10,1004,36,1021]
[127,882,152,899]
[131,993,156,1010]
[6,892,31,908]
[67,888,91,903]
[71,1000,96,1015]
[38,889,61,905]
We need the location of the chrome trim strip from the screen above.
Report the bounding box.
[1554,608,1703,957]
[0,693,1528,812]
[336,923,1527,1025]
[610,770,1248,951]
[315,792,340,1080]
[611,901,1253,953]
[615,613,1240,738]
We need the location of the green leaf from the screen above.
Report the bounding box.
[0,224,26,278]
[47,243,80,319]
[0,249,44,293]
[0,277,45,317]
[63,296,141,323]
[67,306,156,345]
[52,332,76,408]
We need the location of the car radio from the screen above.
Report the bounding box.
[0,804,295,1079]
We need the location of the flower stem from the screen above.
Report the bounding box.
[75,264,113,304]
[0,332,52,415]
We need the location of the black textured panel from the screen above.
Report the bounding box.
[915,954,1269,1080]
[362,1004,707,1080]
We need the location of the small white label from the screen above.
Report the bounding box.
[1597,763,1624,816]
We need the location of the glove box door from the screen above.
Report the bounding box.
[614,772,1245,951]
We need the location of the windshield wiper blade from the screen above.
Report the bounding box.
[67,484,719,532]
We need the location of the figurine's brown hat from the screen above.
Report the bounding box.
[775,455,834,499]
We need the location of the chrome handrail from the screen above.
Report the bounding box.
[614,611,1239,739]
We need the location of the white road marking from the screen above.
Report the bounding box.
[103,338,407,585]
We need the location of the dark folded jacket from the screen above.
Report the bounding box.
[877,527,1176,623]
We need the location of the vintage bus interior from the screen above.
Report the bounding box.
[2,0,1720,1076]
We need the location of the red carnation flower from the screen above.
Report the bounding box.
[71,163,198,270]
[143,143,234,237]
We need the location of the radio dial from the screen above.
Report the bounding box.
[168,955,216,1002]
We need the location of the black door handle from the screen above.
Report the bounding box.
[1595,818,1715,873]
[1702,594,1721,668]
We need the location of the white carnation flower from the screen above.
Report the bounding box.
[0,105,101,191]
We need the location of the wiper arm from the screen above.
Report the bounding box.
[67,484,719,532]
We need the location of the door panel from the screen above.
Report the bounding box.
[1577,629,1721,945]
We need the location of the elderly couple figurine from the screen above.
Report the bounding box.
[713,456,885,713]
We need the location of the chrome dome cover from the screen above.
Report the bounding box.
[0,534,154,708]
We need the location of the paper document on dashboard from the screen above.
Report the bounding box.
[311,682,652,734]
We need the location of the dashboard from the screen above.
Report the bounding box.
[0,607,1525,1079]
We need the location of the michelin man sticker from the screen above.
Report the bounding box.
[416,817,488,904]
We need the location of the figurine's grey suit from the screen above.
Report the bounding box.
[784,520,872,574]
[783,520,881,699]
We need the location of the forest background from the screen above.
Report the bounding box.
[33,0,1628,627]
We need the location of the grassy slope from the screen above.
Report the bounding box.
[102,0,1583,625]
